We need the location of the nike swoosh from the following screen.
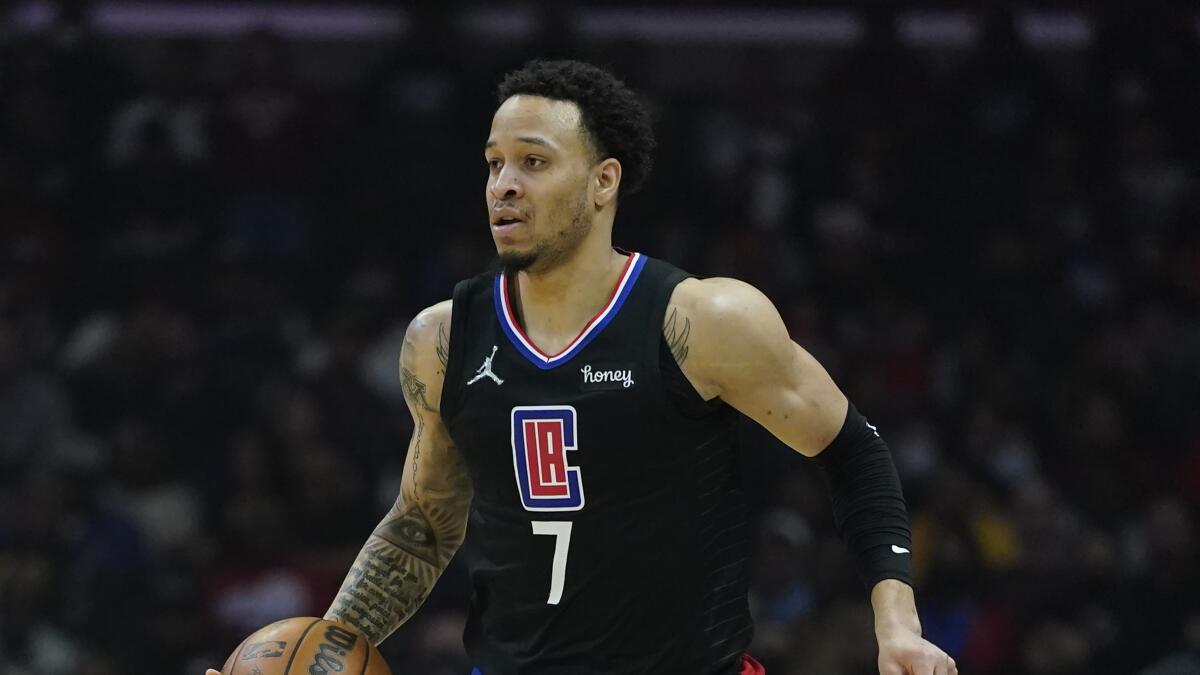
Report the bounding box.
[891,545,910,554]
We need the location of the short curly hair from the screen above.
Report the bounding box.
[497,59,655,195]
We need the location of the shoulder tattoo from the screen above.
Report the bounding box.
[435,322,449,369]
[663,307,691,365]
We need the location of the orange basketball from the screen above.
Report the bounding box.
[220,617,393,675]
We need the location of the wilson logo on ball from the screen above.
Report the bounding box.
[307,625,359,675]
[511,406,584,512]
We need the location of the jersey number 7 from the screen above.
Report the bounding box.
[531,520,571,604]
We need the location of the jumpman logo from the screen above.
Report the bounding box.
[468,345,505,386]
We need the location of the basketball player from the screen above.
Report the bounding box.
[208,59,956,675]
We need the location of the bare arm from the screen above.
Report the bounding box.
[666,277,847,457]
[324,300,472,644]
[667,278,954,674]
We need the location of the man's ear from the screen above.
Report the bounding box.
[593,158,622,207]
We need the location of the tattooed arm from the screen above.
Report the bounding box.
[324,300,471,644]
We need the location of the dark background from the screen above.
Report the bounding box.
[1,3,1198,674]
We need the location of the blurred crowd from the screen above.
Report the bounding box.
[1,5,1199,675]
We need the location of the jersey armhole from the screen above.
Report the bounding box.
[658,337,725,417]
[437,279,473,422]
[647,271,726,419]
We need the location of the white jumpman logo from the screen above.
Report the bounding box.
[467,345,504,386]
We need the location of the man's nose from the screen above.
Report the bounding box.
[490,165,524,200]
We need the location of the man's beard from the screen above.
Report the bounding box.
[497,248,540,273]
[498,200,591,274]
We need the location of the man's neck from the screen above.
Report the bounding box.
[510,237,628,344]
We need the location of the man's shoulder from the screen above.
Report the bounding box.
[404,300,453,373]
[662,276,786,400]
[408,300,453,340]
[666,276,776,328]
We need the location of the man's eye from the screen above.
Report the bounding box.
[486,159,502,170]
[525,157,544,168]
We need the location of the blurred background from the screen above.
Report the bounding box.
[2,2,1199,674]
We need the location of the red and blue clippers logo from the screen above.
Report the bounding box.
[511,406,584,512]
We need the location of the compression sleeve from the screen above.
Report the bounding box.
[811,402,914,590]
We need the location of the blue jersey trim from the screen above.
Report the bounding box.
[494,252,646,370]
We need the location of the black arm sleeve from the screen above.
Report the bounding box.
[810,402,914,591]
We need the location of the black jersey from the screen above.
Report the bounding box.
[439,252,752,675]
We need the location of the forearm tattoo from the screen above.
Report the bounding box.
[326,505,441,643]
[327,488,469,643]
[663,307,692,365]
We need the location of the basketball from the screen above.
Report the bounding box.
[219,618,392,675]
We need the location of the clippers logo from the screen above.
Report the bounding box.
[511,406,584,512]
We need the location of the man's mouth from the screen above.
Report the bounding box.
[491,208,526,233]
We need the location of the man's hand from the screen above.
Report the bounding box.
[872,580,956,675]
[206,670,220,675]
[877,622,957,675]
